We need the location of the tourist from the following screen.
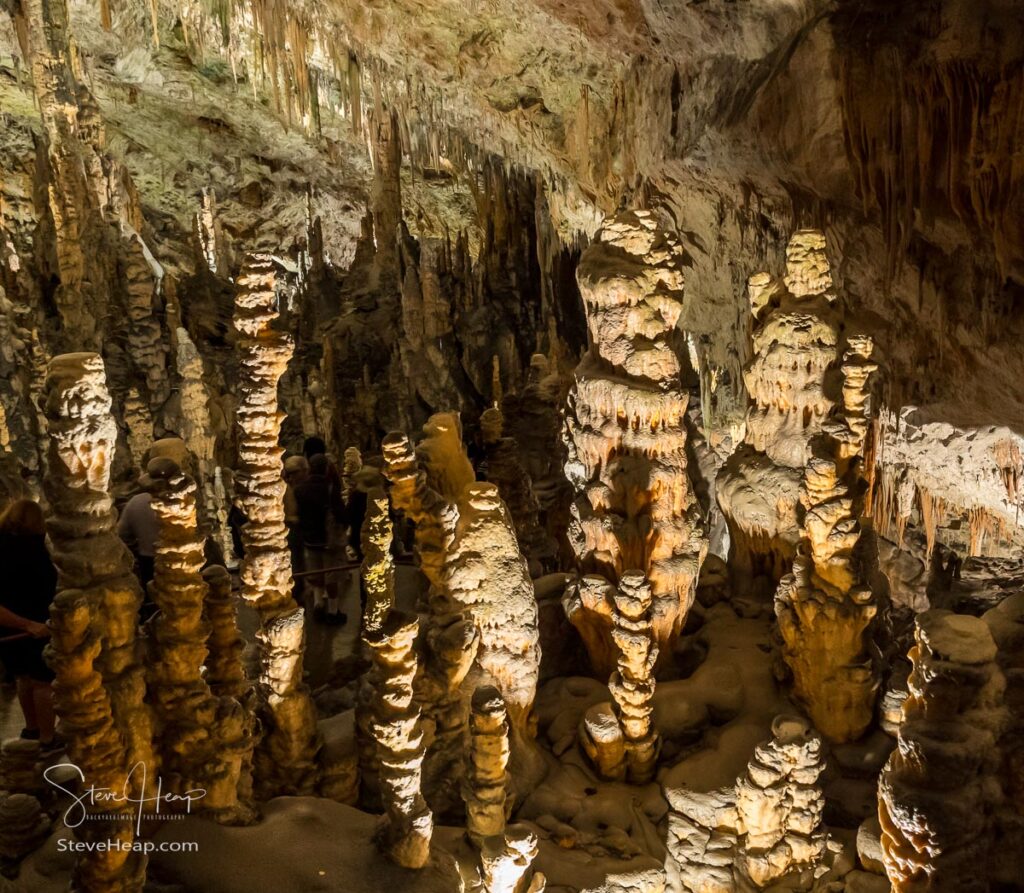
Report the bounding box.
[0,498,60,752]
[117,481,159,617]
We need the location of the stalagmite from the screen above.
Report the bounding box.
[45,587,145,891]
[233,255,319,796]
[607,572,659,784]
[476,826,546,893]
[735,715,829,889]
[365,610,433,869]
[201,565,248,700]
[717,230,841,591]
[342,445,363,505]
[360,486,396,634]
[879,611,1006,892]
[42,353,155,780]
[774,335,880,743]
[563,209,707,675]
[143,457,252,821]
[0,793,49,863]
[463,686,511,845]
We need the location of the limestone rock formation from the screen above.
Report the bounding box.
[144,457,252,821]
[475,825,546,893]
[463,686,512,845]
[607,572,659,783]
[563,209,707,675]
[233,255,320,796]
[201,565,249,701]
[774,335,880,743]
[42,352,155,776]
[879,610,1006,892]
[365,609,433,869]
[735,715,829,889]
[717,230,842,592]
[360,486,396,634]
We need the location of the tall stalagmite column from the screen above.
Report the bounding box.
[463,686,511,845]
[717,230,841,589]
[42,353,151,892]
[366,610,434,869]
[879,611,1006,892]
[774,336,879,743]
[43,352,155,774]
[144,457,252,821]
[233,255,319,795]
[562,209,707,675]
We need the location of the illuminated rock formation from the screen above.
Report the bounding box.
[735,715,829,889]
[361,486,396,634]
[717,230,842,590]
[774,345,880,743]
[476,825,546,893]
[176,325,235,567]
[342,445,363,505]
[42,353,155,780]
[608,572,659,783]
[365,609,433,869]
[563,209,707,675]
[201,565,248,700]
[144,457,252,821]
[879,611,1006,892]
[45,587,145,891]
[579,700,627,783]
[233,255,319,796]
[445,482,541,737]
[463,686,511,845]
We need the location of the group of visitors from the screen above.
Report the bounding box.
[0,430,372,753]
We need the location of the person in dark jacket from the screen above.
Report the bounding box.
[0,499,59,750]
[294,454,346,625]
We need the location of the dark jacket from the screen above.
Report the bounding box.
[0,532,57,626]
[294,473,331,547]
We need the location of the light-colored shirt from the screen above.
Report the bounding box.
[117,492,159,557]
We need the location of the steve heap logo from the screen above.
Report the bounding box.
[44,762,207,834]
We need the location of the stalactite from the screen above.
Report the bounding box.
[563,209,707,675]
[365,609,433,869]
[879,611,1006,892]
[463,686,511,846]
[918,487,945,563]
[232,254,319,796]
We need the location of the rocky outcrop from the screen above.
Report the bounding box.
[365,609,433,869]
[879,610,1006,892]
[717,230,842,593]
[563,209,707,675]
[233,255,319,796]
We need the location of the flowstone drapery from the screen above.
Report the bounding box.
[562,209,707,675]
